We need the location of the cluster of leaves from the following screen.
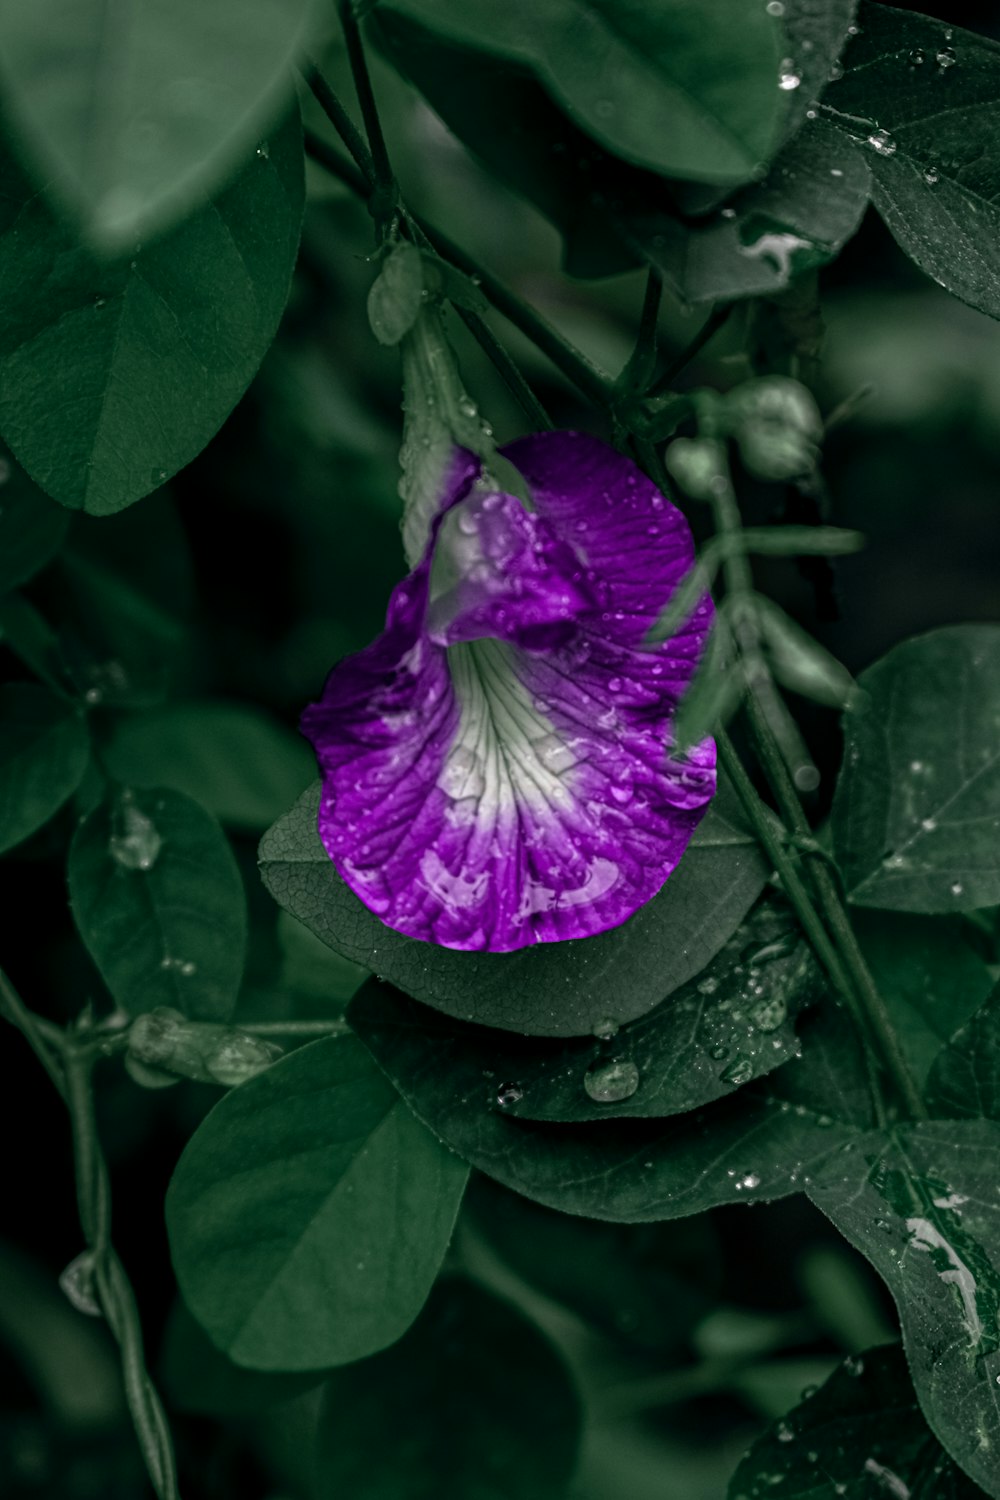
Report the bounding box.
[2,1,1000,1498]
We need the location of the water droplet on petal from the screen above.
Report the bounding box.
[584,1058,639,1104]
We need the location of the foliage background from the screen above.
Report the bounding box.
[2,0,1000,1496]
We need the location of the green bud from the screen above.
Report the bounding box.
[127,1008,282,1089]
[664,437,728,501]
[367,240,425,347]
[724,376,822,481]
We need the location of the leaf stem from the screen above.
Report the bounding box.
[304,63,376,189]
[619,268,662,394]
[648,303,734,397]
[236,1019,352,1037]
[338,1,394,200]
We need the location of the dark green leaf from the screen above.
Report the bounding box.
[0,0,316,249]
[809,1121,1000,1497]
[315,1276,580,1498]
[348,981,871,1222]
[0,451,69,593]
[360,898,821,1126]
[0,110,303,514]
[166,1035,469,1370]
[259,773,769,1037]
[105,702,314,831]
[0,683,89,854]
[624,120,870,303]
[831,625,1000,912]
[926,978,1000,1120]
[468,1177,719,1353]
[728,1343,983,1500]
[380,0,785,185]
[68,785,247,1020]
[824,2,1000,321]
[855,909,994,1086]
[778,0,860,143]
[160,1300,323,1417]
[372,13,645,278]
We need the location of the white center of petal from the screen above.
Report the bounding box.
[439,638,577,819]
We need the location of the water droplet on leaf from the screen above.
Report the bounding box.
[867,128,897,157]
[496,1082,523,1107]
[109,803,162,871]
[584,1058,639,1104]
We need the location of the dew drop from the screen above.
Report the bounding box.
[776,1421,794,1443]
[721,1058,754,1087]
[751,995,787,1033]
[920,817,937,831]
[109,803,162,872]
[867,128,897,157]
[923,167,939,185]
[697,975,719,996]
[909,48,926,65]
[496,1082,523,1107]
[584,1058,640,1104]
[844,1354,865,1377]
[765,0,784,14]
[779,61,801,91]
[950,881,964,896]
[737,1172,761,1190]
[936,46,956,68]
[592,1016,620,1041]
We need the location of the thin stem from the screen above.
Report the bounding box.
[304,63,376,188]
[238,1019,352,1037]
[619,268,662,394]
[304,125,368,198]
[744,699,927,1121]
[717,735,888,1130]
[0,967,66,1096]
[649,304,733,398]
[338,1,394,198]
[454,306,554,429]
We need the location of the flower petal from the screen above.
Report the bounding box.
[301,434,715,952]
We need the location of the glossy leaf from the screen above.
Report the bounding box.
[0,683,89,854]
[68,785,247,1021]
[809,1122,1000,1498]
[855,910,994,1086]
[348,980,872,1222]
[624,120,870,304]
[315,1277,581,1498]
[260,773,769,1037]
[926,979,1000,1120]
[0,110,303,514]
[166,1035,469,1370]
[824,3,1000,321]
[0,451,69,593]
[0,0,317,249]
[729,1343,983,1499]
[366,898,822,1126]
[105,702,314,831]
[778,0,860,143]
[831,625,1000,912]
[380,0,785,185]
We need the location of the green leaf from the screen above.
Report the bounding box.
[831,625,1000,912]
[259,773,770,1037]
[160,1300,323,1417]
[104,702,314,831]
[166,1035,469,1370]
[380,0,785,185]
[0,451,69,593]
[0,110,304,514]
[809,1122,1000,1498]
[0,0,317,250]
[855,910,995,1086]
[753,594,858,709]
[348,981,872,1222]
[624,120,870,304]
[315,1276,581,1498]
[67,785,247,1020]
[0,683,89,854]
[778,0,860,144]
[823,3,1000,322]
[728,1343,983,1500]
[468,1178,719,1353]
[363,898,822,1127]
[926,979,1000,1120]
[372,12,644,278]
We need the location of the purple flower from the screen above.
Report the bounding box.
[301,432,716,952]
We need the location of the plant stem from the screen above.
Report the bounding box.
[338,0,394,199]
[648,304,734,397]
[455,307,555,428]
[237,1019,352,1037]
[305,63,376,188]
[742,698,927,1121]
[619,268,662,394]
[304,125,368,197]
[0,976,182,1498]
[717,735,888,1129]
